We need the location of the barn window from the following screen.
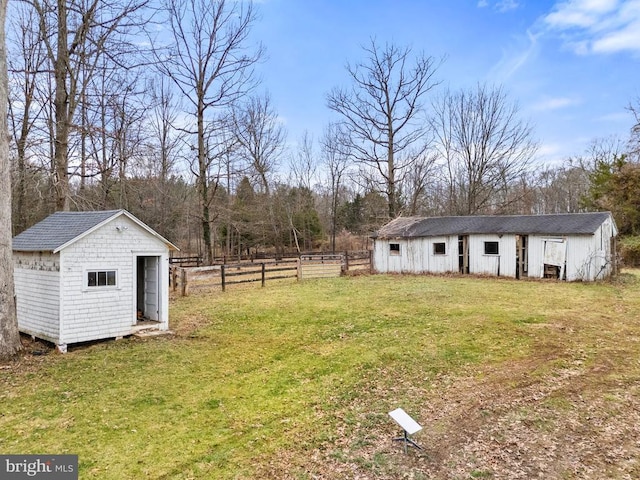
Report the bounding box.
[484,241,499,255]
[433,242,446,255]
[389,243,400,255]
[87,270,117,287]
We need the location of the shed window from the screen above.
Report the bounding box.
[433,242,446,255]
[88,270,117,287]
[484,241,499,255]
[389,243,400,255]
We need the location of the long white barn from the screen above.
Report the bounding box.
[12,210,178,352]
[372,212,617,281]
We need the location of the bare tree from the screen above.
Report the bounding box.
[533,159,589,214]
[321,122,351,252]
[289,130,317,190]
[29,0,151,211]
[148,78,183,182]
[143,78,185,233]
[431,84,538,215]
[403,149,439,215]
[0,0,21,359]
[233,93,285,195]
[232,92,286,252]
[327,39,441,219]
[7,3,48,232]
[158,0,262,263]
[628,98,640,160]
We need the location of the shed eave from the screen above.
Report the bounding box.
[13,248,56,253]
[52,210,180,253]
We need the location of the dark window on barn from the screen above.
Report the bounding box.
[484,241,499,255]
[88,270,117,287]
[433,242,446,255]
[389,243,400,255]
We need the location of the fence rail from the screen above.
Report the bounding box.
[170,251,372,296]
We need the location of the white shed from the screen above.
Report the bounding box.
[12,209,179,351]
[372,212,617,282]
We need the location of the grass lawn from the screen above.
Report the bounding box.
[2,272,640,479]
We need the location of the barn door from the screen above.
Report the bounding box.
[458,236,469,274]
[137,256,160,321]
[516,235,528,279]
[543,239,567,279]
[144,257,160,321]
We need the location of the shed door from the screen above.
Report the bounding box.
[543,239,566,279]
[458,236,469,274]
[137,256,160,321]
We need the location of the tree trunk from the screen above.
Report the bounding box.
[198,99,213,265]
[387,135,396,219]
[0,0,22,359]
[14,118,28,233]
[53,0,70,211]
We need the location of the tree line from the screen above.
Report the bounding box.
[7,0,640,265]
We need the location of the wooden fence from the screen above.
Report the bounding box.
[169,250,372,267]
[299,254,343,279]
[171,251,372,296]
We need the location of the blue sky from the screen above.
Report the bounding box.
[250,0,640,166]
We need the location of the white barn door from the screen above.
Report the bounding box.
[543,239,567,279]
[137,256,160,321]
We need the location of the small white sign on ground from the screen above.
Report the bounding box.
[388,407,423,453]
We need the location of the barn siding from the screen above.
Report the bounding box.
[373,236,459,274]
[405,238,424,272]
[525,233,613,281]
[373,239,400,273]
[427,236,457,273]
[374,232,608,280]
[527,236,551,279]
[60,215,170,344]
[566,230,613,281]
[13,251,60,343]
[464,234,516,277]
[372,214,617,282]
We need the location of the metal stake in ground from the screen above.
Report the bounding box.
[389,408,423,453]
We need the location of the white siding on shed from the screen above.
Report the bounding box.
[428,236,458,273]
[373,236,459,274]
[528,231,614,282]
[467,234,517,278]
[59,215,169,344]
[372,213,617,282]
[13,251,61,343]
[374,230,615,281]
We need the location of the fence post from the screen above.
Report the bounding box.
[181,268,188,297]
[369,249,373,273]
[297,258,302,281]
[221,264,226,292]
[344,250,349,273]
[172,267,178,292]
[261,262,266,287]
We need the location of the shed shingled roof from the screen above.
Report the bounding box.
[372,212,614,239]
[12,210,178,252]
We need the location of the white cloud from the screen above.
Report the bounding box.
[597,111,634,123]
[537,142,565,157]
[593,24,640,52]
[477,0,519,12]
[497,0,520,12]
[532,96,581,111]
[490,29,540,79]
[543,0,640,54]
[545,0,619,28]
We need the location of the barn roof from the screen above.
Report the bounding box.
[372,212,615,239]
[13,209,179,253]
